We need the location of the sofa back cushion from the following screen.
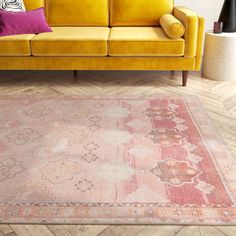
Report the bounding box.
[110,0,174,26]
[47,0,109,26]
[23,0,44,11]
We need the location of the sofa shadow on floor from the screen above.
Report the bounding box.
[0,70,192,89]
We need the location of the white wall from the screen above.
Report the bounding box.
[175,0,224,31]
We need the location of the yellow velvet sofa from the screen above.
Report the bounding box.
[0,0,205,86]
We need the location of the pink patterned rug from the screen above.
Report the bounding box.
[0,96,235,225]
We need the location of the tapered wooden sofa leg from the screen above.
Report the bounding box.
[182,71,189,87]
[73,70,78,81]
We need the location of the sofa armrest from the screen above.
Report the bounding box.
[174,6,202,58]
[195,15,205,70]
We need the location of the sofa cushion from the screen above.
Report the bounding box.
[23,0,44,11]
[0,8,52,37]
[108,27,185,56]
[160,14,185,39]
[31,27,110,56]
[47,0,109,26]
[110,0,174,26]
[0,34,35,56]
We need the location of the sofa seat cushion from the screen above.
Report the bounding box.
[31,27,110,56]
[0,34,35,56]
[108,27,185,56]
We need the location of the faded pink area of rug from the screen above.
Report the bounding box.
[0,96,236,224]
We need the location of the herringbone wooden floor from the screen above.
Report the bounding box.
[0,70,236,236]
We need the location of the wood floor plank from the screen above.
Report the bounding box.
[175,226,201,236]
[47,225,109,236]
[0,225,17,236]
[214,226,236,236]
[198,226,227,236]
[97,225,145,236]
[10,225,55,236]
[176,226,230,236]
[135,226,182,236]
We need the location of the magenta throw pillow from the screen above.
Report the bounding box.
[0,8,52,37]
